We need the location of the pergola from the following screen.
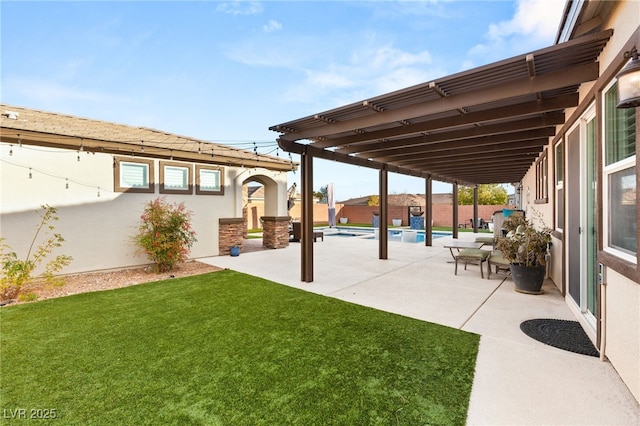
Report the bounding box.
[270,29,612,282]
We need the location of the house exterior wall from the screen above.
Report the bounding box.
[0,144,288,274]
[524,2,639,402]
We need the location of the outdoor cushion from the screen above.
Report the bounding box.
[474,236,495,246]
[488,250,511,279]
[454,248,490,279]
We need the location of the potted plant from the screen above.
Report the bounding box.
[496,212,552,294]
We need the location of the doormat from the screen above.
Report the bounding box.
[520,319,599,357]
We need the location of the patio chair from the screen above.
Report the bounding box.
[289,222,323,242]
[487,250,511,279]
[454,248,490,279]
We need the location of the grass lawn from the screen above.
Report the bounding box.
[1,270,479,425]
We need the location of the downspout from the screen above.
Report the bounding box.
[599,269,607,360]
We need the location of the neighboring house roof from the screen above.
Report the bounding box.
[0,104,296,172]
[340,193,452,205]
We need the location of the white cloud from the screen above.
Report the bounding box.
[263,19,282,33]
[466,0,565,68]
[281,42,437,106]
[5,77,127,105]
[216,1,263,16]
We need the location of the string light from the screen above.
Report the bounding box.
[97,187,101,197]
[9,145,13,156]
[77,151,81,162]
[17,134,22,148]
[28,168,32,179]
[140,140,144,153]
[65,178,69,189]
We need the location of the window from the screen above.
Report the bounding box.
[603,82,636,260]
[555,141,564,230]
[114,157,154,193]
[160,161,192,194]
[196,165,224,195]
[535,149,548,203]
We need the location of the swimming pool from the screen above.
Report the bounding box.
[320,226,450,243]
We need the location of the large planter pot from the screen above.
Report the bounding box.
[509,264,545,294]
[392,219,402,226]
[339,217,348,224]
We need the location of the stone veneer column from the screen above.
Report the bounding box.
[261,216,291,249]
[219,218,245,255]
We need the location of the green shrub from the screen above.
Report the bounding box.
[0,205,73,302]
[132,197,197,273]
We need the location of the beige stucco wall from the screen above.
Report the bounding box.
[0,143,288,274]
[604,269,640,402]
[522,6,640,404]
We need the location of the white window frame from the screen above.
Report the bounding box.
[160,161,192,194]
[602,80,636,263]
[196,165,224,195]
[114,157,154,193]
[555,140,564,231]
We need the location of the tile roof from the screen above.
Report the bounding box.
[1,104,296,172]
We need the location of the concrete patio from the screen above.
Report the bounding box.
[201,232,640,425]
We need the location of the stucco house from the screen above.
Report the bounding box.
[0,105,296,274]
[270,0,640,404]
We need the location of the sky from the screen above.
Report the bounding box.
[1,0,565,201]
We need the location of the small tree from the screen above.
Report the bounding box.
[458,184,508,205]
[0,205,73,302]
[314,186,328,204]
[132,197,197,273]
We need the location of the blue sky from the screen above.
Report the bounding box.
[1,0,565,201]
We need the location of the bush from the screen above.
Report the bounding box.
[133,198,197,273]
[496,210,551,267]
[0,205,73,302]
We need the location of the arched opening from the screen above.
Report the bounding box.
[239,170,291,250]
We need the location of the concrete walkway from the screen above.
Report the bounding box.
[200,232,640,425]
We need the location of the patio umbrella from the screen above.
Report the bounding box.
[327,183,335,227]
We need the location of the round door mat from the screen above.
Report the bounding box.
[520,319,599,357]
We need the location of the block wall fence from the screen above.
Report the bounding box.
[247,202,514,228]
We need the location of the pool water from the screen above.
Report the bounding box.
[321,226,449,243]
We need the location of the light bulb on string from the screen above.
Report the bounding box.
[97,187,101,197]
[77,151,81,162]
[9,145,13,156]
[28,168,32,179]
[65,178,69,189]
[17,135,22,148]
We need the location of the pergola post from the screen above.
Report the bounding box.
[473,185,479,232]
[452,182,459,239]
[425,176,433,246]
[301,148,314,282]
[379,167,388,259]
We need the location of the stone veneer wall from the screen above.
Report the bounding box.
[219,218,245,255]
[261,216,290,249]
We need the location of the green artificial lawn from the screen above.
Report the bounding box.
[1,270,479,425]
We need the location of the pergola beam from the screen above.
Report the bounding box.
[337,113,564,155]
[316,95,577,149]
[278,62,598,142]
